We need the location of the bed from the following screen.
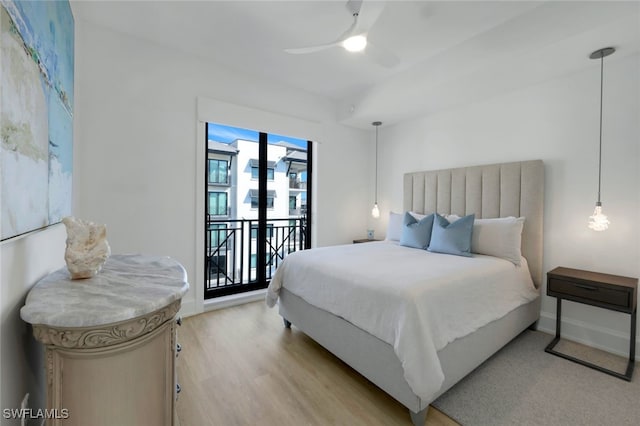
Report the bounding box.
[267,160,544,425]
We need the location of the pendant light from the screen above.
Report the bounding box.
[587,47,614,231]
[371,121,382,218]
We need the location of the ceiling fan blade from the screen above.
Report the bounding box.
[327,0,385,47]
[366,41,400,68]
[285,4,359,54]
[334,9,361,42]
[284,0,388,57]
[284,42,341,54]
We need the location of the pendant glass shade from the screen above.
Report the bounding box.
[588,203,609,231]
[371,203,380,219]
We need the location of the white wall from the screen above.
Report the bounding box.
[371,54,640,358]
[73,21,370,316]
[1,225,67,418]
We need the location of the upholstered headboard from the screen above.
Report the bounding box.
[403,160,544,289]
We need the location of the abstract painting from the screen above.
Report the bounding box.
[0,0,73,240]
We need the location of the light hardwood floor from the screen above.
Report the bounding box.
[175,301,458,426]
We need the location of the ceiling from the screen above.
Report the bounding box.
[71,1,640,129]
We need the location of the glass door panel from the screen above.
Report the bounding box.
[204,123,311,299]
[264,133,310,281]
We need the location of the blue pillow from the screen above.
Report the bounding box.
[399,212,434,249]
[428,213,475,257]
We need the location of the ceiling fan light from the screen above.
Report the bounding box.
[343,35,367,52]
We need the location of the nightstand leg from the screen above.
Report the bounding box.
[630,309,636,362]
[555,298,562,338]
[545,298,562,353]
[624,309,636,380]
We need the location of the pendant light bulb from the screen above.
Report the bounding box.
[588,203,609,231]
[371,203,380,219]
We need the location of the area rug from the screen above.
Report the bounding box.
[432,330,639,425]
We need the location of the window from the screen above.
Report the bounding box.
[249,189,275,209]
[208,192,228,216]
[251,196,273,209]
[251,166,274,180]
[249,159,276,181]
[208,159,228,184]
[205,122,313,300]
[251,224,273,239]
[207,223,227,249]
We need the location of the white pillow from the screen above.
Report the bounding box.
[447,215,525,265]
[446,214,461,223]
[386,211,429,241]
[385,211,404,241]
[474,216,525,265]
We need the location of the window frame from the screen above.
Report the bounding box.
[208,191,228,216]
[208,158,229,185]
[251,195,274,209]
[251,166,274,180]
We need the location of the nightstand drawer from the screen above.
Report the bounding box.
[548,278,631,309]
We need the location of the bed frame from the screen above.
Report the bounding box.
[278,160,544,425]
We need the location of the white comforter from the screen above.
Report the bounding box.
[266,241,539,402]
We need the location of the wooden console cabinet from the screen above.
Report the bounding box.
[21,255,189,426]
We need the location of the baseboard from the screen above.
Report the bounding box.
[203,289,267,312]
[179,299,197,318]
[538,310,639,362]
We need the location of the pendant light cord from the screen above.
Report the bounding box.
[372,121,381,205]
[375,125,378,204]
[597,53,604,204]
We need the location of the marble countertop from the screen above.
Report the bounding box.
[21,254,189,328]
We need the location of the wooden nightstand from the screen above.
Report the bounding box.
[353,238,381,244]
[545,266,638,381]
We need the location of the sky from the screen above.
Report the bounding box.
[207,122,308,149]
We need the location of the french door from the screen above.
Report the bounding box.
[205,123,312,299]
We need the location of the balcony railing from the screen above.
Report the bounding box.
[288,207,308,217]
[205,217,307,298]
[289,179,307,190]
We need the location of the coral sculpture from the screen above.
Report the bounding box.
[62,216,111,279]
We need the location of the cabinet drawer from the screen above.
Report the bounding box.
[548,278,631,309]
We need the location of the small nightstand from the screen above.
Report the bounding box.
[545,266,638,381]
[353,238,381,244]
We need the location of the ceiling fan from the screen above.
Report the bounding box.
[284,0,399,68]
